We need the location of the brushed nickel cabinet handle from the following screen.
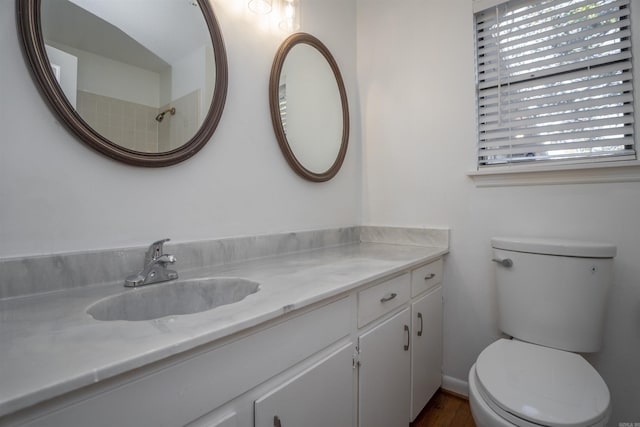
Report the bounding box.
[380,292,397,303]
[404,324,410,351]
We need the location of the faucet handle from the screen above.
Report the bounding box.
[144,238,171,264]
[155,254,177,264]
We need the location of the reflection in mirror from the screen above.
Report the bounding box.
[270,33,349,182]
[41,0,215,153]
[279,44,343,173]
[18,0,228,166]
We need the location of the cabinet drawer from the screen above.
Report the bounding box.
[411,259,442,297]
[358,273,410,328]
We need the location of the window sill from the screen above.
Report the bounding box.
[467,161,640,187]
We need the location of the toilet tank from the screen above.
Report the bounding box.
[492,237,616,353]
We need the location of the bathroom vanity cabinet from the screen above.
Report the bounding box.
[409,260,444,421]
[254,343,355,427]
[1,256,444,427]
[254,258,443,427]
[7,296,354,427]
[410,285,443,420]
[358,307,412,427]
[357,259,443,427]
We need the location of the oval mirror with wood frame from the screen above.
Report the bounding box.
[17,0,228,167]
[269,33,349,182]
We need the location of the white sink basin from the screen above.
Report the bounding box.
[87,277,260,321]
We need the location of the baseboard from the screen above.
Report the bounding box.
[442,375,469,398]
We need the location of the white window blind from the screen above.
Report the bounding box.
[475,0,636,167]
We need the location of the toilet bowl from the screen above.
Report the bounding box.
[469,237,616,427]
[468,339,610,427]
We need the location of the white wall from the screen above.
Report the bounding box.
[44,44,78,108]
[282,45,343,173]
[171,45,206,116]
[171,47,205,101]
[49,42,162,107]
[357,0,640,423]
[0,0,360,258]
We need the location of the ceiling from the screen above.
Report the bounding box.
[41,0,211,72]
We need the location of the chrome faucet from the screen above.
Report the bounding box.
[125,239,178,287]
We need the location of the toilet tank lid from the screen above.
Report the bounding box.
[492,237,616,258]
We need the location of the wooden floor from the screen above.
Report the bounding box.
[411,389,476,427]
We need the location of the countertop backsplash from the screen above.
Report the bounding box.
[0,226,448,300]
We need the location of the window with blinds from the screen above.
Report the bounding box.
[475,0,636,168]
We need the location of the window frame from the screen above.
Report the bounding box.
[469,0,640,185]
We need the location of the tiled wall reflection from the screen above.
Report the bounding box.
[76,90,201,153]
[158,90,201,152]
[77,91,159,152]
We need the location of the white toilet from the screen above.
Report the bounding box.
[469,237,616,427]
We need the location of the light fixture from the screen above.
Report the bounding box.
[279,0,300,32]
[248,0,272,15]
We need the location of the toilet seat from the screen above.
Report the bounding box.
[475,339,610,427]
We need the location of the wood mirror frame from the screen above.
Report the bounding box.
[269,33,349,182]
[17,0,228,167]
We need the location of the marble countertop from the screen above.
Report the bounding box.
[0,241,447,417]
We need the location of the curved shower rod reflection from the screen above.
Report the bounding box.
[155,107,176,122]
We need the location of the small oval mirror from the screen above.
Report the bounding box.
[18,0,228,167]
[269,33,349,182]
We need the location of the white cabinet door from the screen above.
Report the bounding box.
[410,285,443,421]
[358,308,411,427]
[254,344,354,427]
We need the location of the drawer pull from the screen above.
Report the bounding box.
[404,325,410,351]
[274,415,282,427]
[424,273,436,281]
[417,312,423,337]
[380,293,397,303]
